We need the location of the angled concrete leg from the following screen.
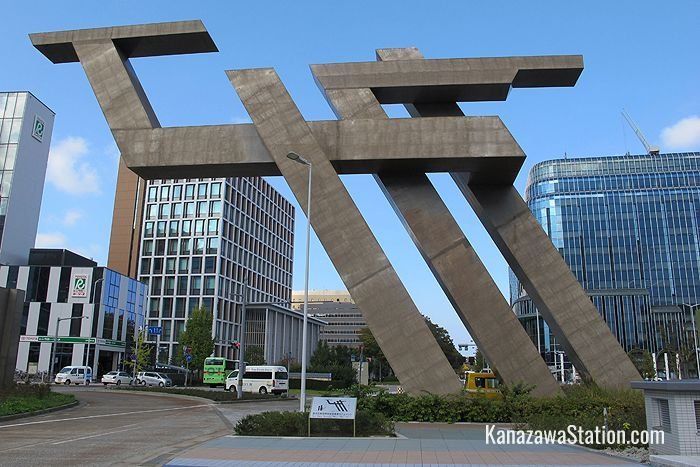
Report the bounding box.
[227,68,462,394]
[320,75,560,396]
[455,180,641,388]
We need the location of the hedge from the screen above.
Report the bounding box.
[234,409,394,437]
[0,384,75,416]
[112,386,282,402]
[356,384,646,448]
[288,379,336,391]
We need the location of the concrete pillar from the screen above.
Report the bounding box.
[0,287,25,389]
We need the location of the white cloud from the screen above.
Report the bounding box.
[47,137,101,195]
[35,232,67,248]
[62,209,83,226]
[661,116,700,150]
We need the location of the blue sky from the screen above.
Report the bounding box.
[2,1,699,346]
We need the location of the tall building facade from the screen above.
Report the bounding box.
[0,92,54,265]
[293,290,367,348]
[7,249,147,376]
[138,177,294,363]
[511,152,700,361]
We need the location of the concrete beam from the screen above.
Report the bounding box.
[114,117,525,182]
[30,20,217,64]
[314,50,561,397]
[455,181,642,388]
[227,67,462,395]
[312,55,583,103]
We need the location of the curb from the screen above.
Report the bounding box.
[108,388,297,405]
[0,399,79,423]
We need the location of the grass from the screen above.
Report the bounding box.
[112,385,286,402]
[0,385,75,417]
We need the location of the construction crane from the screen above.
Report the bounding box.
[622,109,660,155]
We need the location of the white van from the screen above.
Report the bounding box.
[55,366,93,385]
[225,365,288,394]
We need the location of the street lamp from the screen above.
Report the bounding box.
[49,315,90,383]
[287,151,312,412]
[85,277,104,368]
[681,303,700,379]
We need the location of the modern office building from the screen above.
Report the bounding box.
[511,152,700,364]
[0,92,54,265]
[5,249,147,377]
[138,177,296,363]
[293,290,367,348]
[244,303,324,365]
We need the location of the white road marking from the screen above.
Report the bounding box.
[0,423,142,452]
[51,423,142,445]
[0,403,211,429]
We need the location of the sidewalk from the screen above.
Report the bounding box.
[166,423,642,466]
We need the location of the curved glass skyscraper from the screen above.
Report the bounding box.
[511,152,700,365]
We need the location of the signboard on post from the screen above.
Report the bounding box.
[309,397,357,437]
[148,326,162,336]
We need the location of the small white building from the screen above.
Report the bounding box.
[632,380,700,457]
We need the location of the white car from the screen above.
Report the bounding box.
[136,371,172,387]
[101,371,133,386]
[225,365,288,395]
[55,366,92,385]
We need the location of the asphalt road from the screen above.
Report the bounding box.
[0,386,297,466]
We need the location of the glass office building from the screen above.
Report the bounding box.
[0,92,54,265]
[511,152,700,363]
[138,177,295,363]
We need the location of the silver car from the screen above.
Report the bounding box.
[136,371,172,387]
[101,371,133,386]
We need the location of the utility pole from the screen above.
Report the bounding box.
[236,280,249,400]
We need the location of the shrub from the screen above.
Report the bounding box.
[355,383,646,448]
[0,384,74,416]
[234,409,394,437]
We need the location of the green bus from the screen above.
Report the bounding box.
[203,357,236,387]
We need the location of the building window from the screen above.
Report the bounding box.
[156,221,166,237]
[207,237,219,254]
[191,257,202,274]
[656,398,671,433]
[191,276,202,295]
[207,219,218,235]
[147,204,157,220]
[144,222,154,237]
[165,258,176,274]
[152,258,163,274]
[169,220,179,236]
[172,202,183,218]
[204,256,216,274]
[148,186,157,202]
[178,238,190,255]
[181,220,192,236]
[185,184,194,200]
[160,185,170,201]
[140,258,151,275]
[210,200,222,216]
[198,183,207,198]
[695,400,700,431]
[194,238,205,254]
[160,203,171,218]
[143,240,154,256]
[178,258,189,273]
[177,277,188,295]
[155,240,165,256]
[211,182,222,197]
[197,201,208,217]
[172,185,182,200]
[185,202,194,218]
[195,219,204,235]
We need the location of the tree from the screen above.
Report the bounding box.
[424,316,466,372]
[473,350,486,372]
[246,346,266,365]
[177,307,215,378]
[359,327,392,381]
[124,329,151,374]
[627,348,655,379]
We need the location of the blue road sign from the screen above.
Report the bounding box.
[185,354,192,363]
[148,326,162,335]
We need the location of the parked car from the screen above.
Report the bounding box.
[55,366,92,385]
[101,371,133,386]
[136,371,172,387]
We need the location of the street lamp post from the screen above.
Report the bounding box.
[287,151,312,412]
[86,277,104,368]
[49,315,89,383]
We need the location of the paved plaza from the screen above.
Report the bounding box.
[167,423,642,466]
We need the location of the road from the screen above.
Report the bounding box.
[0,386,297,466]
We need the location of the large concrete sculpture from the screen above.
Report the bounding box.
[30,20,640,394]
